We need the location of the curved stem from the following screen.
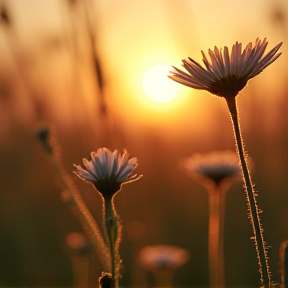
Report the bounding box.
[225,97,270,287]
[50,150,111,273]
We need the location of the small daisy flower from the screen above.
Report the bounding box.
[182,151,242,287]
[169,38,282,98]
[181,150,241,189]
[138,245,189,272]
[74,148,141,198]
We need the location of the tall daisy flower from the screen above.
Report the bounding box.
[138,245,189,288]
[170,38,282,287]
[169,38,282,99]
[74,148,142,288]
[181,151,241,288]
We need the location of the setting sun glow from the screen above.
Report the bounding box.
[142,64,180,103]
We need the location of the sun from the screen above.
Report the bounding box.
[142,64,180,103]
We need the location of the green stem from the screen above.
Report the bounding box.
[225,97,270,287]
[208,186,225,288]
[284,246,288,288]
[104,196,119,288]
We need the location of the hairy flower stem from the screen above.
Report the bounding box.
[51,155,112,272]
[208,186,225,288]
[104,196,120,288]
[225,97,270,287]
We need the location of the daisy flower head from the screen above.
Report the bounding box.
[181,150,241,190]
[169,38,282,98]
[74,148,141,198]
[138,245,189,272]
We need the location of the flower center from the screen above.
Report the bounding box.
[93,179,121,198]
[208,74,248,98]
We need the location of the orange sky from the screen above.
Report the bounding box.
[0,0,287,132]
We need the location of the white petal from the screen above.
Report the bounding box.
[83,158,97,177]
[73,164,96,182]
[92,152,106,179]
[117,162,137,181]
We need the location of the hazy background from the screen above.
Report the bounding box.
[0,0,288,287]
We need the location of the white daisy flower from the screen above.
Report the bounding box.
[169,38,282,98]
[74,148,141,197]
[138,245,189,271]
[181,150,241,189]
